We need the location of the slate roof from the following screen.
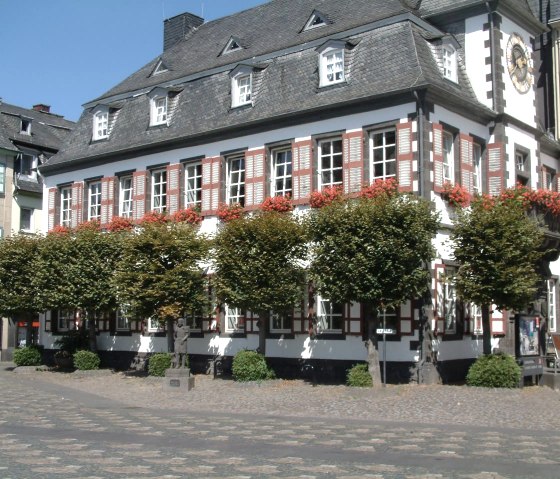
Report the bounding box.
[527,0,560,23]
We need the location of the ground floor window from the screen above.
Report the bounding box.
[225,305,244,333]
[270,311,293,333]
[317,297,343,333]
[57,310,75,331]
[376,307,397,335]
[116,308,130,331]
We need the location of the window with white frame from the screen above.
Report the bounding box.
[515,150,530,186]
[442,44,457,82]
[184,311,203,331]
[184,162,202,207]
[226,156,245,206]
[370,129,396,181]
[116,308,130,331]
[271,148,292,197]
[544,168,554,191]
[442,131,454,184]
[57,310,75,331]
[151,169,167,213]
[472,143,482,195]
[548,278,557,332]
[60,187,72,227]
[93,109,109,140]
[20,208,33,232]
[319,138,343,189]
[19,154,36,178]
[88,181,102,220]
[0,163,5,194]
[119,176,133,218]
[376,307,398,335]
[469,303,483,335]
[319,47,345,86]
[438,268,457,334]
[151,95,168,126]
[232,74,252,107]
[270,311,293,332]
[225,305,244,333]
[317,297,343,333]
[20,118,31,135]
[147,317,164,332]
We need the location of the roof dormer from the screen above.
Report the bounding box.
[152,59,169,76]
[221,36,245,56]
[20,116,32,135]
[302,9,330,32]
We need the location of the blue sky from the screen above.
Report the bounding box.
[0,0,267,122]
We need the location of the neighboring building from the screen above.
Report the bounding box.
[40,0,560,381]
[0,102,74,359]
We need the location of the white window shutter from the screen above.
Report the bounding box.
[459,134,474,195]
[487,143,504,196]
[397,122,413,192]
[432,123,444,193]
[292,140,313,204]
[343,131,364,194]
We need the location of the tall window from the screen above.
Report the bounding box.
[57,310,75,331]
[20,119,31,135]
[151,96,168,126]
[472,143,482,195]
[184,163,202,207]
[320,48,344,86]
[442,44,457,82]
[0,163,5,194]
[88,181,102,221]
[116,308,130,331]
[515,150,530,186]
[151,170,167,213]
[19,154,36,178]
[376,308,398,335]
[232,74,252,107]
[442,131,454,184]
[93,110,109,140]
[317,297,343,333]
[271,148,292,197]
[319,138,343,189]
[119,176,133,218]
[225,305,244,333]
[371,129,396,181]
[544,168,554,191]
[226,156,245,206]
[438,268,457,334]
[60,187,72,227]
[548,279,557,332]
[20,208,33,232]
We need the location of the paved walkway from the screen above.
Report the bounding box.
[1,364,560,478]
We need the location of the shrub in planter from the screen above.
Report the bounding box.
[13,346,42,367]
[148,353,173,377]
[73,350,101,371]
[466,353,521,388]
[232,350,275,382]
[346,363,373,387]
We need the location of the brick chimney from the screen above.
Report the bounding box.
[163,12,203,51]
[33,104,51,113]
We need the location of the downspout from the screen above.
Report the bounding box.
[486,1,497,111]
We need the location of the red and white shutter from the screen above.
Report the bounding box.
[397,122,413,192]
[459,134,474,195]
[342,130,364,195]
[166,163,182,214]
[487,143,505,196]
[101,176,115,227]
[490,308,507,336]
[245,148,266,210]
[71,181,84,228]
[132,171,148,221]
[432,123,444,193]
[539,166,548,190]
[292,139,313,205]
[47,187,58,231]
[201,156,222,215]
[556,175,560,193]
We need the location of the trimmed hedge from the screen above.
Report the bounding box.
[13,346,42,367]
[148,353,173,377]
[73,350,100,370]
[466,353,521,388]
[346,363,373,387]
[232,350,275,382]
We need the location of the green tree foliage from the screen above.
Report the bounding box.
[115,222,209,350]
[308,194,439,385]
[214,211,308,353]
[452,196,544,354]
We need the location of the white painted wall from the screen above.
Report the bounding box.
[504,124,539,188]
[465,14,492,108]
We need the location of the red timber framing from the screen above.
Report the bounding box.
[459,134,474,195]
[292,139,313,205]
[100,176,115,227]
[342,130,364,195]
[132,171,148,220]
[432,123,444,193]
[166,163,182,214]
[396,121,414,192]
[487,143,505,196]
[47,187,59,231]
[399,300,414,336]
[70,181,84,228]
[244,148,266,210]
[201,156,221,215]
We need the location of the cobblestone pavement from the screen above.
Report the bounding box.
[1,365,560,479]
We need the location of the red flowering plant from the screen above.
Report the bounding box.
[48,225,72,236]
[75,220,101,232]
[172,206,203,225]
[217,203,244,222]
[309,185,344,208]
[440,182,470,208]
[138,211,169,226]
[359,178,399,199]
[106,216,134,232]
[498,183,532,209]
[260,195,293,213]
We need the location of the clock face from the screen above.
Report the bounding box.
[506,33,532,94]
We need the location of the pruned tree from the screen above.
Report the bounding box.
[308,193,439,386]
[452,195,544,355]
[115,221,209,351]
[213,211,308,354]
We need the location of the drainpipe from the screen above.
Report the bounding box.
[486,1,497,111]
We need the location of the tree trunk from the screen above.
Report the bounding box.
[482,303,492,355]
[25,313,33,346]
[167,318,175,353]
[258,310,269,355]
[87,312,97,352]
[364,302,382,387]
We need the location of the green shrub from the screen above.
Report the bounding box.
[13,346,42,367]
[232,350,275,382]
[346,363,373,387]
[54,329,89,354]
[148,353,173,377]
[73,350,100,370]
[466,353,521,388]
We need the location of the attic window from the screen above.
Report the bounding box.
[442,43,458,83]
[153,60,168,76]
[222,37,243,55]
[303,10,329,31]
[20,118,31,135]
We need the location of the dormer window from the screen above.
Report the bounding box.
[442,43,458,82]
[230,65,253,108]
[20,118,31,135]
[222,36,244,56]
[148,89,169,126]
[303,10,329,31]
[153,60,168,76]
[317,40,346,87]
[93,107,109,141]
